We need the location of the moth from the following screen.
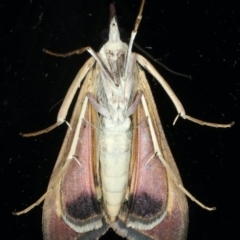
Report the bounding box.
[15,0,233,239]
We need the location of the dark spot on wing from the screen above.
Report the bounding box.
[129,192,162,218]
[66,192,100,220]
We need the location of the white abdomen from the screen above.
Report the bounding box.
[99,117,132,221]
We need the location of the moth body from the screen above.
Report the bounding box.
[41,3,189,239]
[16,0,232,239]
[92,15,138,222]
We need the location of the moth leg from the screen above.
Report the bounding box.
[87,93,111,119]
[137,54,233,128]
[13,192,47,215]
[21,57,96,137]
[88,90,143,120]
[174,113,234,128]
[44,47,115,85]
[125,91,143,117]
[141,94,216,211]
[133,41,192,79]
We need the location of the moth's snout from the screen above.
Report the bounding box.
[109,17,120,43]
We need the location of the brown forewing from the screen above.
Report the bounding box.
[114,65,188,240]
[42,65,109,240]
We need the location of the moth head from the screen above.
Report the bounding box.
[108,4,121,43]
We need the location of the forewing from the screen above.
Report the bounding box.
[113,64,188,240]
[42,66,109,240]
